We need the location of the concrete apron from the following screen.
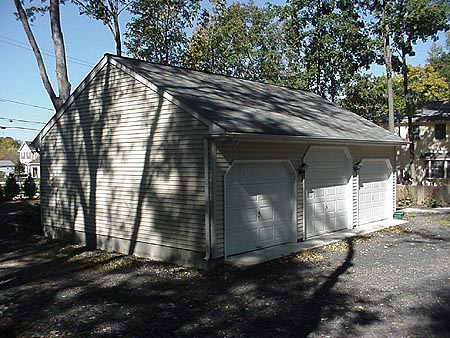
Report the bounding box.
[226,218,408,267]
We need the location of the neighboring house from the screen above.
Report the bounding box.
[33,54,405,267]
[0,160,15,177]
[18,141,40,178]
[382,101,450,185]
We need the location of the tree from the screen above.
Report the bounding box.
[4,174,20,201]
[14,0,71,110]
[0,137,20,163]
[393,64,450,111]
[428,31,450,84]
[72,0,129,56]
[339,74,388,122]
[125,0,201,65]
[23,174,37,199]
[184,1,285,83]
[283,0,375,101]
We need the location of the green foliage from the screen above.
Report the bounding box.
[423,196,441,208]
[340,64,450,122]
[4,174,20,201]
[0,137,20,163]
[22,174,37,199]
[125,0,201,65]
[339,74,388,122]
[0,185,4,203]
[72,0,128,55]
[283,0,375,101]
[428,32,450,84]
[393,64,450,112]
[184,1,285,83]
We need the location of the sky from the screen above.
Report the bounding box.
[0,1,446,142]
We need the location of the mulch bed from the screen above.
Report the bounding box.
[0,201,449,338]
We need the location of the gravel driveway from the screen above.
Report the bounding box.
[0,203,449,338]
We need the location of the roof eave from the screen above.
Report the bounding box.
[209,132,408,146]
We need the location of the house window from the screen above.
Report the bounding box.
[425,160,449,179]
[435,124,446,140]
[412,125,420,140]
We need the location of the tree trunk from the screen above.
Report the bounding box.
[14,0,58,109]
[382,5,395,134]
[109,0,122,56]
[50,0,71,109]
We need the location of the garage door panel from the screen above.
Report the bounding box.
[358,159,392,225]
[305,147,352,237]
[225,162,296,256]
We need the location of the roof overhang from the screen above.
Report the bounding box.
[209,132,408,146]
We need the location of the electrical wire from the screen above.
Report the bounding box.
[0,35,95,67]
[0,97,53,111]
[0,125,40,131]
[0,116,46,125]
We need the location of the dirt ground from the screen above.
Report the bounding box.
[0,201,449,338]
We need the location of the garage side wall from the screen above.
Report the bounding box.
[213,141,307,258]
[41,63,209,266]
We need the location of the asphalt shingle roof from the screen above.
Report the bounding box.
[111,55,404,145]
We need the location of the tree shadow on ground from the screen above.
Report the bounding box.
[0,236,385,338]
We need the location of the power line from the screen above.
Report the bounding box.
[0,98,53,111]
[0,116,46,125]
[0,126,40,131]
[0,35,95,68]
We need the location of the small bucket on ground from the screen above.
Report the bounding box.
[394,210,405,220]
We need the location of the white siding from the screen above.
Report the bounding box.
[41,63,209,257]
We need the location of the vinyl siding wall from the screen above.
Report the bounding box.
[213,142,397,258]
[41,63,209,264]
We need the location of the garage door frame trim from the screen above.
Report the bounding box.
[223,160,298,259]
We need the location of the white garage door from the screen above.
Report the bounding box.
[225,162,296,256]
[304,147,352,237]
[359,159,392,225]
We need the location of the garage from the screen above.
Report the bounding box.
[358,159,393,225]
[224,161,296,256]
[304,147,352,238]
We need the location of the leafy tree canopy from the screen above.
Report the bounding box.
[184,1,285,84]
[428,31,450,84]
[283,0,375,101]
[0,137,20,163]
[125,0,201,65]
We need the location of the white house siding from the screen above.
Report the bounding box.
[41,63,209,265]
[213,141,306,258]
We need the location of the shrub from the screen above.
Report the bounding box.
[23,174,37,199]
[0,185,4,203]
[4,173,20,201]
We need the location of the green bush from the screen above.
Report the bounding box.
[23,174,37,199]
[4,174,20,201]
[0,185,4,203]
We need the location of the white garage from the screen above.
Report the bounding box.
[358,159,393,225]
[224,161,297,256]
[304,147,353,238]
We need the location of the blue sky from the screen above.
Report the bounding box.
[0,0,445,141]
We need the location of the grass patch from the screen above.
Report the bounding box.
[437,217,450,227]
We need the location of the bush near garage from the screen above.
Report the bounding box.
[4,173,20,201]
[22,174,37,199]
